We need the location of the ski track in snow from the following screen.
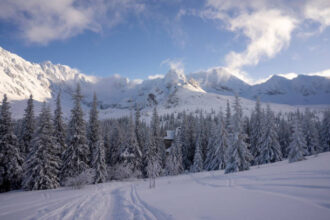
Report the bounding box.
[1,153,330,220]
[29,184,114,220]
[111,184,172,220]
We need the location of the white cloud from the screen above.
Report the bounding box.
[307,69,330,78]
[148,74,164,80]
[201,0,330,82]
[0,0,145,45]
[225,10,297,70]
[203,0,297,72]
[161,58,184,74]
[304,0,330,31]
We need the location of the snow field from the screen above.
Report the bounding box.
[1,152,330,220]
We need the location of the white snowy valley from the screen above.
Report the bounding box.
[1,152,330,220]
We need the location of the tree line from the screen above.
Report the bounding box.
[0,84,330,191]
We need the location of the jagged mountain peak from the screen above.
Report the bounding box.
[188,67,250,95]
[164,68,187,86]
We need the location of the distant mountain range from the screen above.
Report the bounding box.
[0,46,329,119]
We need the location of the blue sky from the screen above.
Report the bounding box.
[0,0,330,83]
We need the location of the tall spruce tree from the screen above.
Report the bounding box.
[278,115,291,158]
[198,112,208,161]
[103,127,111,165]
[146,130,161,188]
[165,127,184,176]
[0,94,23,192]
[20,95,35,157]
[119,112,143,177]
[191,132,203,173]
[225,100,231,131]
[205,112,228,170]
[61,84,90,182]
[108,120,124,167]
[225,95,252,174]
[23,103,60,190]
[53,92,66,165]
[303,109,321,155]
[135,107,145,156]
[181,112,195,170]
[204,121,216,170]
[89,93,107,183]
[321,110,330,152]
[250,98,263,164]
[288,114,307,163]
[256,105,282,164]
[150,107,164,172]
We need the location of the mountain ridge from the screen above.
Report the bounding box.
[0,46,329,119]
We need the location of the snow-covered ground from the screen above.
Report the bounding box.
[1,153,330,220]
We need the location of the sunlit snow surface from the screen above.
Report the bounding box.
[1,153,330,220]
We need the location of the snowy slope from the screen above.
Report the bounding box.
[0,46,95,102]
[0,46,330,119]
[245,74,330,105]
[1,152,330,220]
[189,68,330,105]
[188,67,250,95]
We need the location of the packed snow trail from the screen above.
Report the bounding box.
[1,153,330,220]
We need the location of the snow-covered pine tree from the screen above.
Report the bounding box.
[225,95,252,174]
[108,120,123,166]
[303,109,321,155]
[321,109,330,152]
[150,107,165,172]
[103,127,111,165]
[119,112,143,177]
[89,93,107,183]
[204,121,216,170]
[243,116,251,146]
[205,111,228,171]
[53,92,66,166]
[165,127,184,176]
[191,132,203,173]
[278,114,291,158]
[22,103,61,190]
[198,112,208,161]
[61,84,90,182]
[181,112,196,170]
[288,114,307,163]
[169,113,175,129]
[0,94,23,192]
[225,100,232,132]
[135,107,145,157]
[204,121,218,170]
[146,130,161,188]
[20,95,35,158]
[250,97,263,164]
[255,105,282,164]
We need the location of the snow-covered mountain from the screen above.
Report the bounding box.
[0,46,329,119]
[188,67,250,95]
[189,67,330,105]
[245,74,330,105]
